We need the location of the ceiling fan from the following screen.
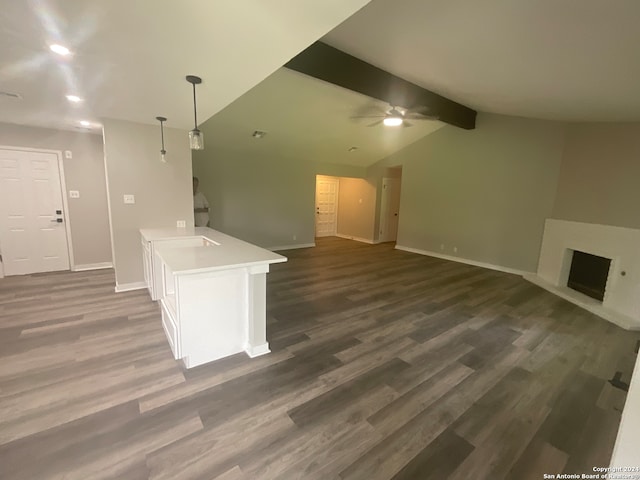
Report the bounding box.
[352,105,439,127]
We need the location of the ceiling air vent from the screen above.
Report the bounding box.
[0,91,23,100]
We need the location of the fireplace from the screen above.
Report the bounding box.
[567,250,611,302]
[528,219,640,330]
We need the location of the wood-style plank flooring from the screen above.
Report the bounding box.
[0,237,638,479]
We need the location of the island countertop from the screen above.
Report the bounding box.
[150,227,287,275]
[140,226,213,242]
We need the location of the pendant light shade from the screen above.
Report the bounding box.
[188,129,204,150]
[186,75,204,150]
[156,116,168,163]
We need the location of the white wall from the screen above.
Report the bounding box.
[552,122,640,229]
[336,177,377,243]
[102,119,193,288]
[0,122,111,267]
[192,141,367,249]
[367,113,567,273]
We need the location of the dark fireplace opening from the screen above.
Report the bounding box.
[567,250,611,302]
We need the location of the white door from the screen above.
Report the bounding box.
[0,148,70,275]
[379,177,402,242]
[315,176,339,237]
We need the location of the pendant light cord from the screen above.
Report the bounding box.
[160,120,165,151]
[192,83,198,129]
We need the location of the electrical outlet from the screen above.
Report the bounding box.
[453,246,458,253]
[177,220,186,228]
[64,150,72,159]
[293,234,297,241]
[69,190,80,198]
[440,244,445,251]
[123,194,135,204]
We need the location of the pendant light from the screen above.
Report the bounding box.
[186,75,204,150]
[156,116,168,163]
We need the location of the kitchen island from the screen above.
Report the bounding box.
[140,227,286,368]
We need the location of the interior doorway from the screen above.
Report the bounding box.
[379,167,402,243]
[0,148,71,275]
[315,175,339,237]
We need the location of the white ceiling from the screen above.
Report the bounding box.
[202,68,444,167]
[0,0,370,132]
[324,0,640,122]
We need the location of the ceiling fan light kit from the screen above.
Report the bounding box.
[352,104,438,128]
[186,75,204,150]
[383,117,403,127]
[383,107,404,126]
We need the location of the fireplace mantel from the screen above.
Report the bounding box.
[524,219,640,330]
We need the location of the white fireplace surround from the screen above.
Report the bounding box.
[524,219,640,330]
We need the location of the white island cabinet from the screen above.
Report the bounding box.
[141,227,215,301]
[140,228,286,368]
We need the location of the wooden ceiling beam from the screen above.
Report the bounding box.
[285,41,476,130]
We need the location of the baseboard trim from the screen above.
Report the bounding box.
[395,245,530,276]
[114,281,147,293]
[336,233,376,245]
[268,243,315,251]
[245,343,271,358]
[72,262,113,272]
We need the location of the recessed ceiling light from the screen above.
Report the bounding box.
[49,44,71,56]
[79,120,91,127]
[66,95,82,103]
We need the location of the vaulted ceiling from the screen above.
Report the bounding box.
[197,0,640,168]
[2,0,638,144]
[200,68,445,167]
[324,0,640,122]
[0,0,371,131]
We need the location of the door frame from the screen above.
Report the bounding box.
[0,145,75,270]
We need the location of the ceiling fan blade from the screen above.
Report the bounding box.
[367,120,383,127]
[351,115,385,120]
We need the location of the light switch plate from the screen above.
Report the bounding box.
[176,220,186,228]
[69,190,80,198]
[123,194,135,204]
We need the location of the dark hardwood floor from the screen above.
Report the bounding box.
[0,236,638,479]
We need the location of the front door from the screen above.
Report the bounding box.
[0,148,70,275]
[315,176,339,237]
